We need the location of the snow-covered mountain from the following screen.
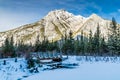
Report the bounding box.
[0,9,114,46]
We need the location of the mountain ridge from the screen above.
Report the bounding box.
[0,9,115,46]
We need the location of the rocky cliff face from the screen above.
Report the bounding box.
[0,9,114,46]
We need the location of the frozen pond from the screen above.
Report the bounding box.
[1,56,120,80]
[23,56,120,80]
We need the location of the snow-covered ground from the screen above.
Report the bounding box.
[1,56,120,80]
[0,58,30,80]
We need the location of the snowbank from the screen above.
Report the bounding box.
[1,56,120,80]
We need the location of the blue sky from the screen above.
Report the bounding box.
[0,0,120,31]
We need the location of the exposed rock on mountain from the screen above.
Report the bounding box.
[0,9,115,46]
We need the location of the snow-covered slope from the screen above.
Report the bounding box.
[1,56,120,80]
[0,58,29,80]
[0,9,113,46]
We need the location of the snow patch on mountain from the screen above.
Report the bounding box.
[0,9,113,46]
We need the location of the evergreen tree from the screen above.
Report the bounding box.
[88,30,93,55]
[116,27,120,55]
[41,36,49,52]
[108,17,118,55]
[100,36,108,55]
[2,36,16,57]
[9,36,16,57]
[62,31,74,57]
[75,36,81,55]
[47,40,54,52]
[16,40,30,55]
[93,24,101,55]
[80,30,85,55]
[2,37,10,57]
[116,26,120,54]
[62,40,68,56]
[17,40,25,53]
[34,35,40,52]
[68,30,74,54]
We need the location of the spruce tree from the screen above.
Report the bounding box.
[100,36,108,55]
[16,40,30,55]
[93,24,101,55]
[2,36,16,57]
[88,30,93,55]
[108,17,118,55]
[80,30,85,55]
[10,36,16,57]
[47,40,58,52]
[2,37,10,57]
[116,26,120,54]
[34,35,40,52]
[68,30,74,54]
[62,31,74,57]
[40,36,49,52]
[75,36,81,55]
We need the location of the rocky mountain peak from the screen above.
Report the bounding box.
[0,9,113,47]
[44,9,74,21]
[89,13,102,20]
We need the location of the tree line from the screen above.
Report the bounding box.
[1,17,120,58]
